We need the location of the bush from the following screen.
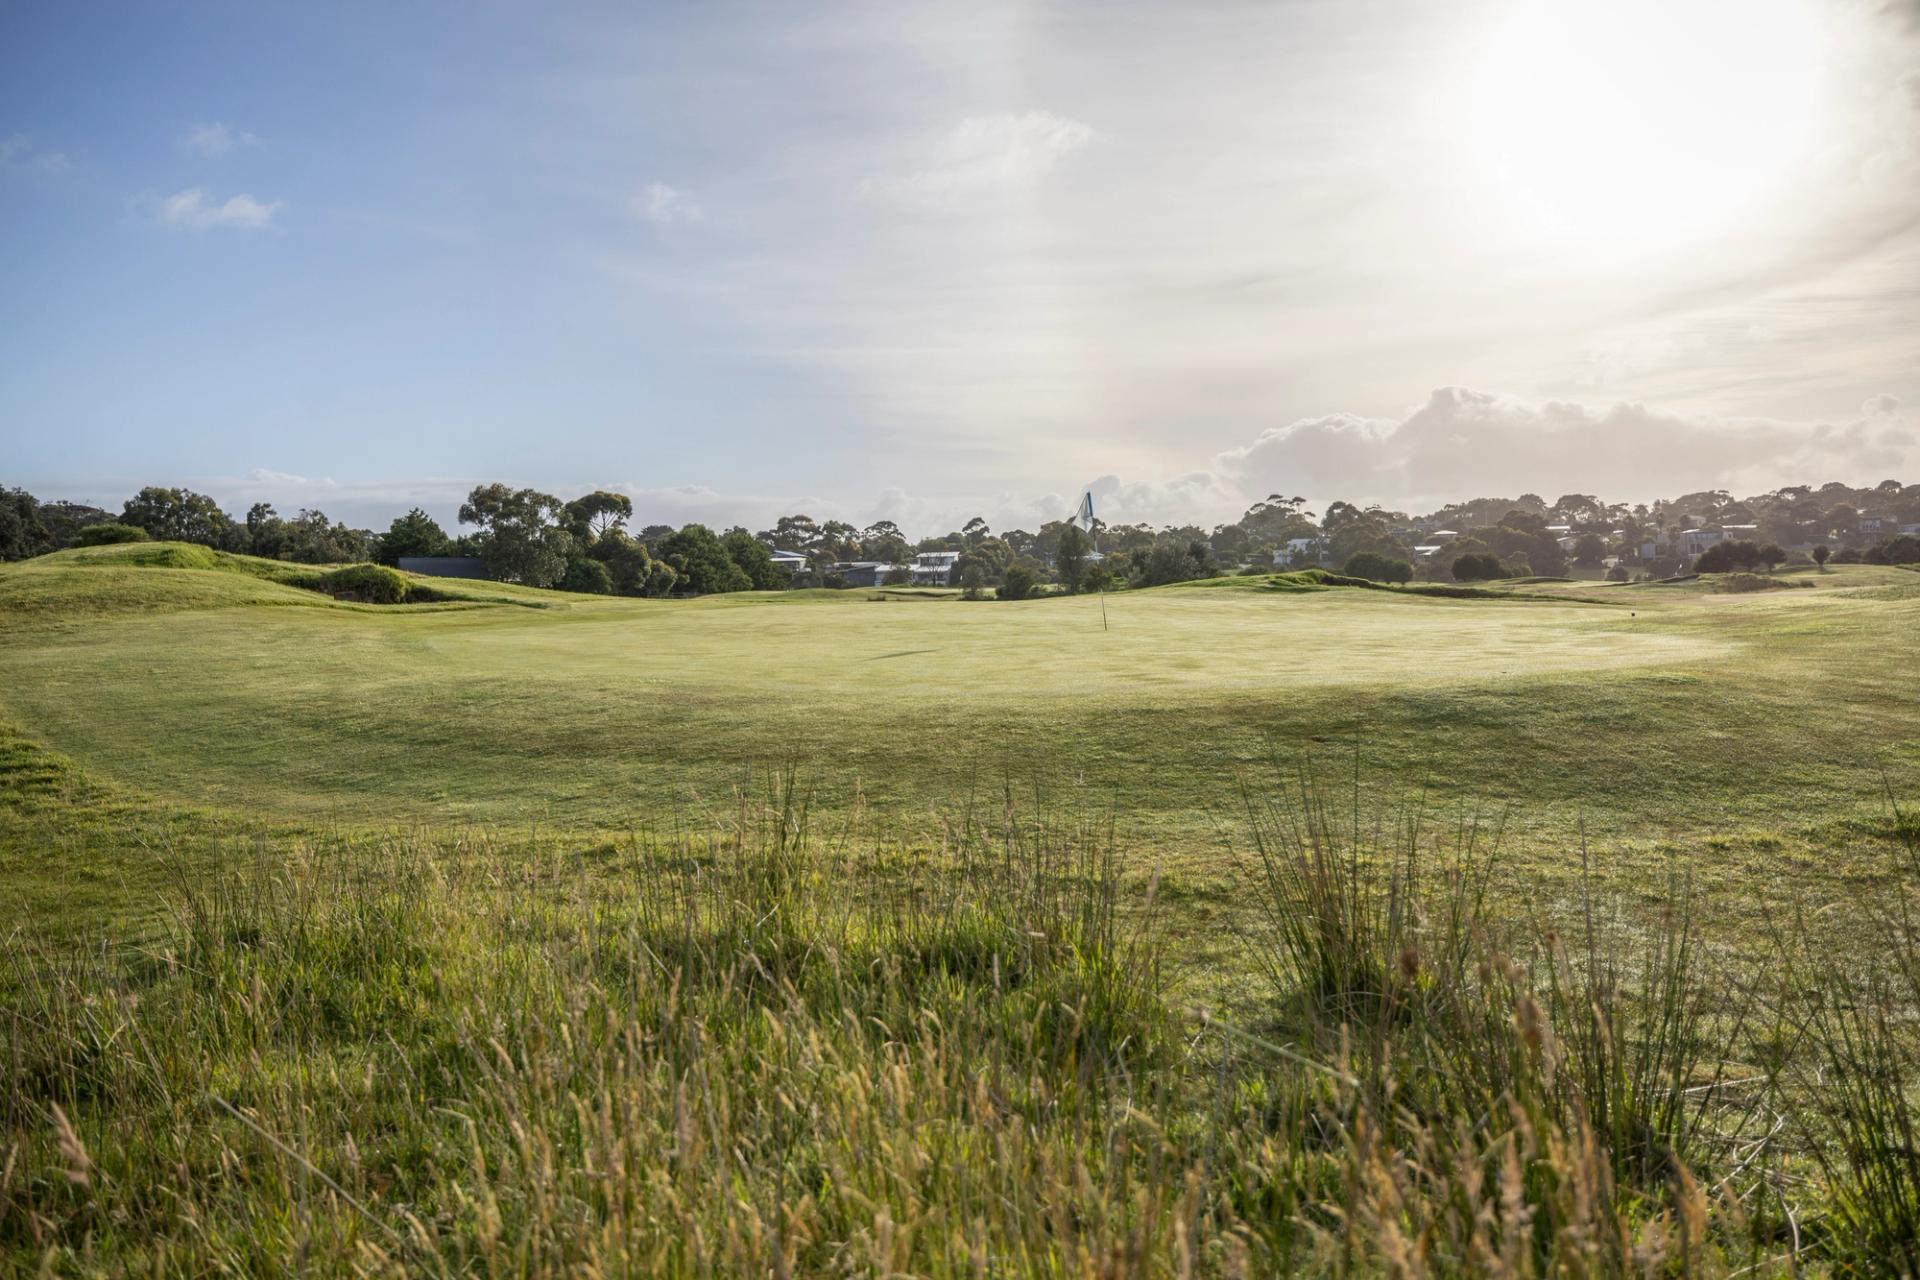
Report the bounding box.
[999,564,1039,600]
[1695,539,1765,573]
[1872,533,1920,565]
[1451,551,1503,581]
[74,523,149,546]
[1342,550,1413,583]
[559,557,615,595]
[314,563,411,604]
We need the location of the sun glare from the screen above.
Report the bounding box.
[1463,0,1828,260]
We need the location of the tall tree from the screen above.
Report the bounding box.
[564,491,634,540]
[721,528,788,589]
[459,484,574,587]
[1056,523,1093,593]
[120,487,233,545]
[659,523,752,594]
[374,509,454,565]
[587,529,655,595]
[0,486,52,561]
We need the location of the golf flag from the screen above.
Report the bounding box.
[1071,491,1095,532]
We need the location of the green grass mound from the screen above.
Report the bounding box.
[1186,568,1579,601]
[4,542,567,616]
[307,563,416,605]
[1712,572,1813,594]
[43,540,315,582]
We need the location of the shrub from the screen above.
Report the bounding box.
[314,563,411,604]
[1341,550,1413,583]
[1451,551,1503,581]
[559,556,615,595]
[1695,539,1765,573]
[999,564,1039,600]
[74,522,149,546]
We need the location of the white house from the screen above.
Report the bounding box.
[766,548,809,574]
[1677,528,1725,555]
[911,550,961,586]
[1274,537,1325,566]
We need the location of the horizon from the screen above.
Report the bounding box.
[12,453,1916,546]
[5,1,1919,535]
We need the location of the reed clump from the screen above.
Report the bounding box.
[3,774,1915,1276]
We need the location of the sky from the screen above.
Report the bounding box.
[2,0,1917,536]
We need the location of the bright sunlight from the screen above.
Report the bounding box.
[1463,0,1829,259]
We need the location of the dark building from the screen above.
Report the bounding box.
[397,556,491,579]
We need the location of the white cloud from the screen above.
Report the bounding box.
[147,187,281,230]
[632,181,702,226]
[861,110,1093,202]
[180,122,261,157]
[0,133,67,172]
[1215,388,1919,510]
[244,468,325,486]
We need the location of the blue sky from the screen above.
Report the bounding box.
[4,0,1917,535]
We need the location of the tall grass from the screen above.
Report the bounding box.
[2,772,1915,1275]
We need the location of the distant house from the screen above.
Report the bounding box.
[1413,544,1445,559]
[831,561,895,588]
[766,548,809,575]
[1274,537,1325,566]
[912,550,961,586]
[1858,516,1889,537]
[397,556,490,579]
[1676,528,1725,556]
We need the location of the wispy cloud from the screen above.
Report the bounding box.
[179,121,262,157]
[631,181,702,226]
[860,111,1093,202]
[146,187,282,230]
[0,132,69,173]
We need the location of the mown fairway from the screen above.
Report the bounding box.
[2,545,1917,943]
[2,546,1916,859]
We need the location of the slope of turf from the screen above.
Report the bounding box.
[0,545,1913,875]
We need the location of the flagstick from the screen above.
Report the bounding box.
[1099,585,1107,631]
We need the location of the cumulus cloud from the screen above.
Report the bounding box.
[861,111,1092,202]
[180,122,262,157]
[146,187,281,230]
[1216,388,1919,510]
[632,181,702,226]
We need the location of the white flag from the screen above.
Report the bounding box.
[1071,492,1095,531]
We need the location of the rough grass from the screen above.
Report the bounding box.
[5,764,1917,1275]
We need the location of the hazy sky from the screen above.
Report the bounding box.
[3,0,1916,534]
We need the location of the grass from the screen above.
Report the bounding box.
[1,546,1912,843]
[4,543,1919,1273]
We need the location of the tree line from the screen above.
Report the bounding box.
[4,475,1916,594]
